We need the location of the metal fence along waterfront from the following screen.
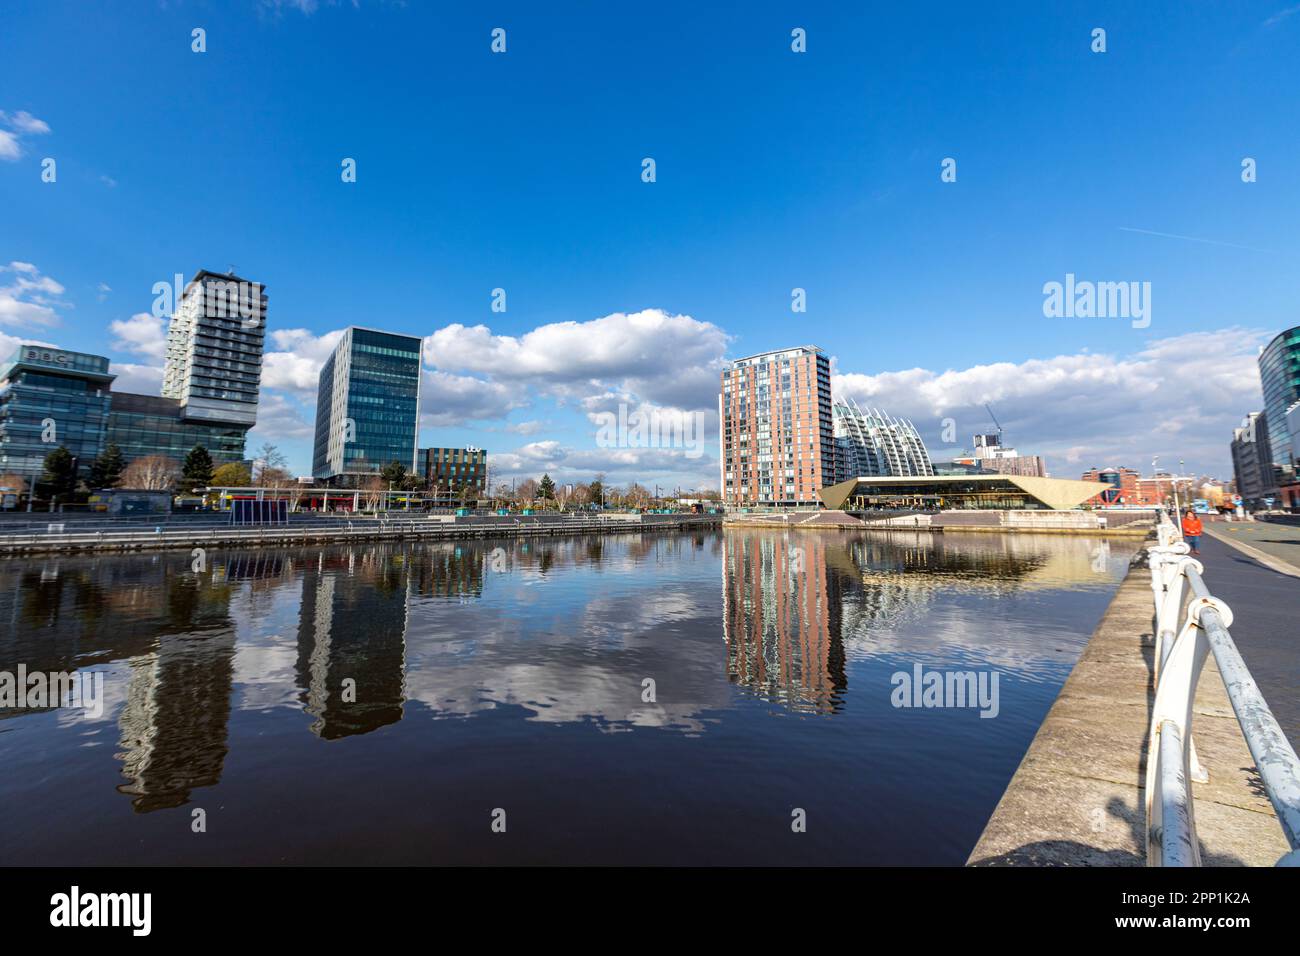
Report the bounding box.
[1146,516,1300,866]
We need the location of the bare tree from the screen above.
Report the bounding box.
[120,455,179,491]
[360,475,386,512]
[626,482,651,510]
[254,443,289,484]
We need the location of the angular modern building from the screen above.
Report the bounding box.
[0,344,115,481]
[831,399,933,484]
[161,270,266,427]
[819,474,1108,512]
[312,327,422,484]
[1259,326,1300,482]
[719,345,834,507]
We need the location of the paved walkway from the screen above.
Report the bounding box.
[1199,522,1300,753]
[968,549,1292,866]
[1204,518,1300,577]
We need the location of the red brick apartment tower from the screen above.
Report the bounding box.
[719,345,834,507]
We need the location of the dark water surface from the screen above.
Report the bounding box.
[0,529,1137,865]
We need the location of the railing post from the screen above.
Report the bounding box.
[1145,611,1209,866]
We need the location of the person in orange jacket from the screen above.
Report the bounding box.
[1182,510,1204,555]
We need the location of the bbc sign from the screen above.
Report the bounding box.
[25,348,71,365]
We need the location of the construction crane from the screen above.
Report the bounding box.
[984,403,1003,446]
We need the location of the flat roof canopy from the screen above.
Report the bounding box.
[819,474,1109,511]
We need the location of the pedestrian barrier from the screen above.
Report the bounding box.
[1146,514,1300,866]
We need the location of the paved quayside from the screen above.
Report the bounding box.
[967,533,1293,866]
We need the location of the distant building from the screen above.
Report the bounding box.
[1230,411,1274,509]
[831,399,933,484]
[107,393,250,470]
[1258,326,1300,486]
[420,446,487,500]
[965,433,1047,478]
[719,345,834,507]
[312,327,422,484]
[1080,466,1140,506]
[0,344,115,481]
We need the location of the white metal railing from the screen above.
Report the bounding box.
[1145,514,1300,866]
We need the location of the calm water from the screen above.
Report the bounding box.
[0,529,1137,865]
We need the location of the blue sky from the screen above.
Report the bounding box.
[3,0,1299,486]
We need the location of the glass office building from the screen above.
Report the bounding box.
[0,344,115,480]
[312,327,422,484]
[107,393,251,468]
[1259,326,1300,481]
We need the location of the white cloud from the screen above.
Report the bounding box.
[109,312,167,360]
[489,440,717,491]
[505,420,547,435]
[831,328,1269,476]
[260,327,346,393]
[0,262,67,327]
[419,368,526,427]
[424,308,729,411]
[0,110,51,161]
[247,392,314,442]
[108,362,164,394]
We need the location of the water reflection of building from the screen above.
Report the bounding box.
[116,629,237,813]
[0,555,241,811]
[114,574,238,813]
[295,549,409,739]
[721,532,847,714]
[411,542,484,599]
[722,528,1139,711]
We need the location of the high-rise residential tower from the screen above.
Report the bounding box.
[719,345,833,507]
[161,269,266,427]
[312,327,422,484]
[831,399,934,484]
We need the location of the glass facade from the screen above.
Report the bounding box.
[107,392,251,470]
[0,344,114,480]
[313,327,422,482]
[1258,326,1300,480]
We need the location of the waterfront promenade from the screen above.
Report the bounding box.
[969,523,1298,866]
[0,510,722,555]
